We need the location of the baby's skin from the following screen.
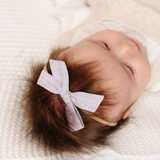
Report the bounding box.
[60,30,151,122]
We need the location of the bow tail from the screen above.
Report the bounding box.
[65,101,84,132]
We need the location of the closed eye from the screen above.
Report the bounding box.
[127,66,133,73]
[124,63,134,75]
[89,40,110,51]
[126,65,134,75]
[102,41,110,50]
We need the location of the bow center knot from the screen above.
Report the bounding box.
[60,91,71,104]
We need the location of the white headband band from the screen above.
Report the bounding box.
[37,59,104,131]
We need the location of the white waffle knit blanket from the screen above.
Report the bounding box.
[1,0,160,160]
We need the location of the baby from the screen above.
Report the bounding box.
[24,21,152,155]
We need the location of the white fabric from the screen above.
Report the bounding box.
[37,60,104,131]
[0,0,61,159]
[53,0,91,32]
[70,20,160,67]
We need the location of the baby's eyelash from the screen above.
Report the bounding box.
[102,41,110,50]
[123,63,135,75]
[126,65,134,74]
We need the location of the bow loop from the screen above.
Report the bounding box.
[49,60,69,92]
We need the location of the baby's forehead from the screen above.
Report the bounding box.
[65,47,127,88]
[63,41,132,86]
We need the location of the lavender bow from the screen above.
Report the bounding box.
[37,59,104,131]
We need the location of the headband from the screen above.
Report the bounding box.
[81,110,117,126]
[43,63,117,127]
[37,59,107,131]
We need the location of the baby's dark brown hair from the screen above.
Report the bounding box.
[23,47,127,156]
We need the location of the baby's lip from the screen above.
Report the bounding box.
[130,39,141,52]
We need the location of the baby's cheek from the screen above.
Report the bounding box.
[143,59,151,82]
[137,56,150,82]
[138,69,150,92]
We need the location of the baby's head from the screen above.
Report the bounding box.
[60,30,151,121]
[24,30,151,155]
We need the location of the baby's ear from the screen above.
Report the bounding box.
[122,109,130,120]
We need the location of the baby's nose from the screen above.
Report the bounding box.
[118,41,134,56]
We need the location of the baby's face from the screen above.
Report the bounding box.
[62,30,151,120]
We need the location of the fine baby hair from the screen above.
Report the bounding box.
[24,47,128,155]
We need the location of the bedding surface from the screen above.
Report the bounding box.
[1,0,160,160]
[0,0,61,159]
